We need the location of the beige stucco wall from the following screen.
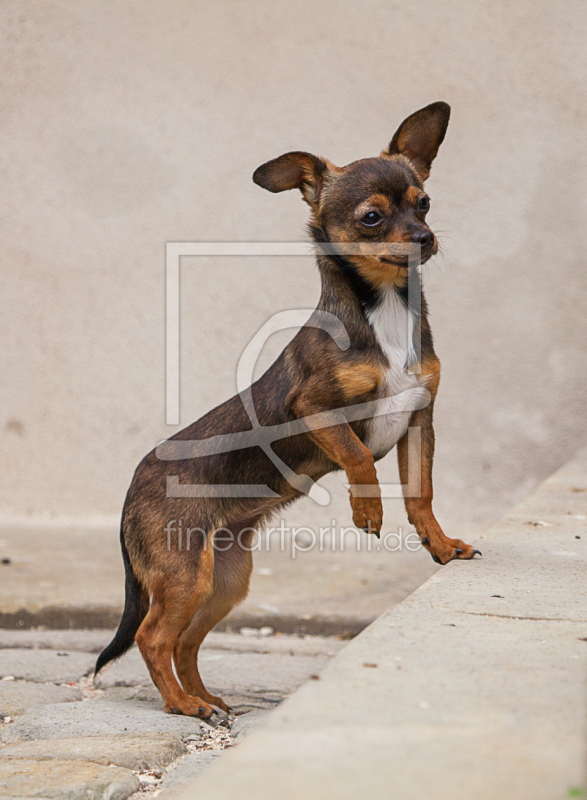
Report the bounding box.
[1,1,586,536]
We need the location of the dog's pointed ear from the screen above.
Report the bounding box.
[253,151,328,207]
[384,102,451,182]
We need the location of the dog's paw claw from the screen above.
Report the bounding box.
[473,549,482,557]
[455,548,463,555]
[211,705,230,722]
[362,526,380,539]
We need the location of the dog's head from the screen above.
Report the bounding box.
[253,102,450,289]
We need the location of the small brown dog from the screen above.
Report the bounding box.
[96,101,480,717]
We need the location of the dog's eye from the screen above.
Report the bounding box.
[361,211,383,227]
[418,196,430,212]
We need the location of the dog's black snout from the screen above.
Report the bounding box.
[411,230,434,247]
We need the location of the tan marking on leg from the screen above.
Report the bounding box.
[335,363,382,400]
[135,535,216,717]
[174,523,256,711]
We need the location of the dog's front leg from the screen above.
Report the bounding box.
[293,397,383,534]
[397,403,480,564]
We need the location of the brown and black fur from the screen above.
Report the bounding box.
[96,101,480,718]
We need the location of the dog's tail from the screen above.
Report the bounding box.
[94,518,149,676]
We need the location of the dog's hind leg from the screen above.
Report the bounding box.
[174,520,257,712]
[173,591,238,713]
[135,533,216,718]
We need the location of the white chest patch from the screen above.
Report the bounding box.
[364,289,429,460]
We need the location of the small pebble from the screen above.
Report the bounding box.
[239,626,273,637]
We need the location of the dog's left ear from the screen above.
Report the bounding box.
[253,151,328,207]
[385,101,451,181]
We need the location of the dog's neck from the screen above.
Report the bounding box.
[311,224,422,320]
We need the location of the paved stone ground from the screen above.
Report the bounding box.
[0,629,345,798]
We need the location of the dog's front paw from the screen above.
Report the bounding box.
[424,536,481,565]
[351,495,383,536]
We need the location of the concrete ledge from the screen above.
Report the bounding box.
[182,449,587,800]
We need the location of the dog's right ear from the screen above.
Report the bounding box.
[253,152,328,207]
[385,101,451,182]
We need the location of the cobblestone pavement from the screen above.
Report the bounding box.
[0,629,345,798]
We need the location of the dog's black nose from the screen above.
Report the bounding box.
[411,230,434,248]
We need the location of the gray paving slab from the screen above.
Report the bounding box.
[176,448,587,800]
[0,733,185,770]
[99,685,162,705]
[95,643,332,697]
[0,758,139,799]
[197,650,331,696]
[0,700,204,744]
[202,632,346,657]
[0,682,80,719]
[0,650,94,683]
[91,647,148,688]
